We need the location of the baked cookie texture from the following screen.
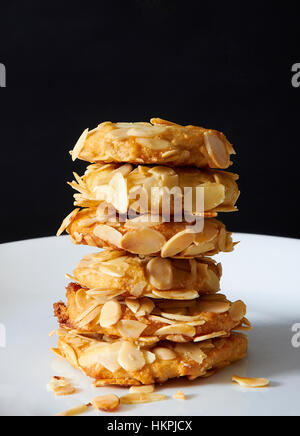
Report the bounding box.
[72,250,222,298]
[65,208,235,258]
[56,329,248,385]
[54,283,249,343]
[68,163,240,214]
[71,118,235,169]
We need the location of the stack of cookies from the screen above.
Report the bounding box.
[54,118,250,387]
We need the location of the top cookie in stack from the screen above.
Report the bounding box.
[55,118,248,388]
[71,118,235,168]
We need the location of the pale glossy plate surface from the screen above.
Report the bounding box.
[0,234,299,416]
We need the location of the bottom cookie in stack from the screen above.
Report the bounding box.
[55,329,248,386]
[53,283,251,386]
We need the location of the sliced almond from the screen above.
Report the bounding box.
[51,348,63,358]
[232,375,269,388]
[203,182,225,211]
[129,385,154,394]
[59,341,79,369]
[229,300,247,322]
[99,300,122,328]
[118,341,146,372]
[155,324,196,337]
[204,132,230,168]
[75,302,101,324]
[203,269,221,293]
[135,137,170,150]
[93,224,123,248]
[175,342,207,364]
[108,172,128,214]
[91,394,120,412]
[125,298,140,314]
[160,312,204,322]
[161,230,196,258]
[78,306,101,328]
[135,298,155,316]
[146,258,173,290]
[131,281,147,297]
[153,347,177,361]
[117,320,147,338]
[152,290,199,300]
[121,228,166,255]
[97,259,129,278]
[144,351,156,364]
[75,289,91,311]
[196,300,231,314]
[194,331,227,342]
[79,342,121,373]
[57,209,80,236]
[72,128,89,161]
[137,336,160,346]
[194,221,219,244]
[120,393,166,404]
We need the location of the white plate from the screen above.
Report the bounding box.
[0,234,299,416]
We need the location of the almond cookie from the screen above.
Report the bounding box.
[64,208,235,258]
[68,163,240,215]
[55,329,248,386]
[71,250,222,298]
[70,118,235,169]
[54,283,249,342]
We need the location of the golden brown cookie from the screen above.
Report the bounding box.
[56,329,248,385]
[67,163,240,215]
[54,283,249,343]
[71,250,222,298]
[63,208,235,258]
[71,118,235,169]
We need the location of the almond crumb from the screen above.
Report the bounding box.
[173,390,186,400]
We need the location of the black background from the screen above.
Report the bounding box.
[0,0,299,243]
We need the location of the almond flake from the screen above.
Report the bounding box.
[229,300,247,322]
[135,298,155,316]
[117,320,147,338]
[72,128,89,161]
[91,394,120,412]
[120,393,166,404]
[99,300,122,328]
[193,331,227,342]
[153,347,177,361]
[232,375,269,388]
[152,290,199,300]
[129,385,155,394]
[93,224,123,248]
[79,342,122,373]
[59,341,79,369]
[155,324,196,337]
[204,132,230,168]
[196,300,231,314]
[147,258,173,290]
[144,351,156,364]
[125,298,140,314]
[121,228,166,255]
[108,172,128,214]
[175,343,207,365]
[161,230,196,258]
[131,281,147,297]
[56,209,80,236]
[118,341,146,372]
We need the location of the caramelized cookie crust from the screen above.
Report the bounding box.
[65,209,235,258]
[72,250,222,298]
[54,283,249,343]
[56,330,248,385]
[71,118,235,169]
[66,163,239,215]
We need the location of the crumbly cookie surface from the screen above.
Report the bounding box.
[54,283,249,342]
[72,250,222,298]
[71,118,235,169]
[56,330,248,385]
[66,208,235,258]
[67,163,240,215]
